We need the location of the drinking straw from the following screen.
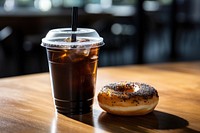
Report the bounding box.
[71,7,78,42]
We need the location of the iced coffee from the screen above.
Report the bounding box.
[41,28,104,115]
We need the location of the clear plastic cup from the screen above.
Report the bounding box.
[41,28,104,115]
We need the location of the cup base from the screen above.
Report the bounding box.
[55,98,93,115]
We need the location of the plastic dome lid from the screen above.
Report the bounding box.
[41,28,104,49]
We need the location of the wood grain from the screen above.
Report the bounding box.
[0,61,200,133]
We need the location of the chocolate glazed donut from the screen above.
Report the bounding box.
[97,82,159,116]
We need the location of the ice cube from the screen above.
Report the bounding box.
[75,47,91,57]
[68,50,85,62]
[90,55,98,60]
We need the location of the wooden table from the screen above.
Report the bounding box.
[0,61,200,133]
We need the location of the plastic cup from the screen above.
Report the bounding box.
[41,28,104,115]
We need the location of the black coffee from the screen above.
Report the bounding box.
[47,48,99,115]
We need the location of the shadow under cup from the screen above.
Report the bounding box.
[46,47,99,115]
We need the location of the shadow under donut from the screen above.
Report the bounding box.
[98,110,191,132]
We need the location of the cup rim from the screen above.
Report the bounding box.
[41,37,104,49]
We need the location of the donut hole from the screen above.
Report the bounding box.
[116,86,134,93]
[114,82,139,93]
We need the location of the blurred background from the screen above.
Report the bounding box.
[0,0,200,78]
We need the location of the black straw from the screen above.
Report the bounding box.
[71,7,78,42]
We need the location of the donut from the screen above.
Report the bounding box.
[97,82,159,116]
